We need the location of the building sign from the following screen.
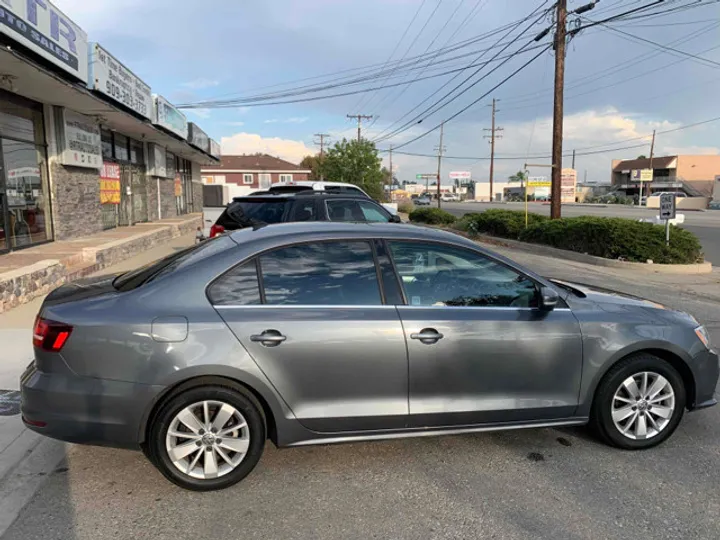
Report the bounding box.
[527,177,551,187]
[631,169,653,182]
[209,139,221,159]
[88,43,152,120]
[153,95,188,139]
[6,166,40,180]
[561,168,577,204]
[147,143,167,177]
[59,109,102,169]
[449,171,471,180]
[187,123,210,152]
[0,0,88,83]
[174,175,183,197]
[100,162,121,204]
[416,173,436,180]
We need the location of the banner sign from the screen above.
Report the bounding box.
[188,123,210,152]
[449,171,471,180]
[209,139,221,159]
[527,177,551,187]
[60,109,102,169]
[7,166,40,180]
[0,0,88,82]
[153,95,188,139]
[560,168,577,204]
[631,169,653,182]
[174,175,183,197]
[100,162,121,204]
[88,43,152,120]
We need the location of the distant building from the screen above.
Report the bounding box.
[201,155,311,196]
[611,155,720,197]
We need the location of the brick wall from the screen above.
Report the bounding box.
[192,181,203,212]
[50,162,104,240]
[159,178,177,219]
[147,177,159,222]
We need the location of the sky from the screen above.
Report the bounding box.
[55,0,720,184]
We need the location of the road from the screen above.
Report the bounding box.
[2,234,720,539]
[441,202,720,264]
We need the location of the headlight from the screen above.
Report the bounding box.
[695,326,711,349]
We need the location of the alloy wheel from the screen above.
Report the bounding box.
[166,400,250,480]
[611,371,676,441]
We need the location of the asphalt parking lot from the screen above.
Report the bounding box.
[2,238,720,540]
[441,201,720,265]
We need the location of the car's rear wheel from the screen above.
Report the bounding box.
[591,353,686,449]
[148,384,266,491]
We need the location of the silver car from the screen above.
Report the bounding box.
[21,223,718,491]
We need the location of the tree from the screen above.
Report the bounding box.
[319,139,384,200]
[637,155,647,160]
[300,155,322,180]
[508,170,527,186]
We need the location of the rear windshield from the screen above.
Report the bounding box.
[113,236,234,291]
[220,199,289,228]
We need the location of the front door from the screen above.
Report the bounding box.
[211,240,408,432]
[386,241,583,427]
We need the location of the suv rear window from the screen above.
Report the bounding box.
[219,199,289,229]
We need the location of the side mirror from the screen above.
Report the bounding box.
[389,214,402,223]
[539,286,559,311]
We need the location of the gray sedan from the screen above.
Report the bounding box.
[21,223,718,491]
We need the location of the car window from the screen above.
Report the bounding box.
[326,200,389,222]
[290,201,317,221]
[225,200,288,225]
[260,241,381,305]
[325,185,364,195]
[207,260,261,306]
[388,241,538,308]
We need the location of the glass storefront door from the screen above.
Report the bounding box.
[0,90,51,253]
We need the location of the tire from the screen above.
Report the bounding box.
[590,353,686,450]
[148,384,266,491]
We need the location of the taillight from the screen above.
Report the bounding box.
[33,316,73,352]
[209,224,225,238]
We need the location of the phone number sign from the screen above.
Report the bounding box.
[89,43,152,120]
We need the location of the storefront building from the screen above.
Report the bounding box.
[0,0,220,253]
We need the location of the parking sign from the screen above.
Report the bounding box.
[659,193,676,220]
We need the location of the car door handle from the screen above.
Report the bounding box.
[250,331,287,347]
[410,329,444,344]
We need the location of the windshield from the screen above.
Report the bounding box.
[113,236,234,291]
[226,200,288,225]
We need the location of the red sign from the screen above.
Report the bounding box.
[100,162,121,204]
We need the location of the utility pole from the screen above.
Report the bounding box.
[314,133,330,181]
[639,129,656,206]
[572,149,576,170]
[550,0,567,219]
[435,122,445,209]
[388,145,393,202]
[347,114,373,142]
[484,98,503,203]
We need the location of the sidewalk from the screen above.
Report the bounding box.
[0,214,201,313]
[0,233,198,536]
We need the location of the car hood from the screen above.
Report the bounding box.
[43,274,118,307]
[549,279,666,309]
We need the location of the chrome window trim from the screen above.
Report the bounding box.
[214,304,571,311]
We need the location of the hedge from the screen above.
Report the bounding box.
[519,216,703,264]
[409,207,457,225]
[456,209,548,239]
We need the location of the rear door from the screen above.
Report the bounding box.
[386,240,583,427]
[210,240,408,432]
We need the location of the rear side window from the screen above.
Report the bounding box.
[289,201,317,221]
[208,261,261,306]
[260,241,381,305]
[326,200,390,222]
[221,200,288,227]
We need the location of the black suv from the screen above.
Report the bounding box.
[209,191,401,237]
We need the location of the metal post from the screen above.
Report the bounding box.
[665,219,670,247]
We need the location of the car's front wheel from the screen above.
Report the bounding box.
[591,353,686,449]
[148,383,266,491]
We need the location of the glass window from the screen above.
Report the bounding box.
[222,199,288,226]
[113,133,128,162]
[207,260,261,306]
[101,129,113,159]
[0,90,43,145]
[130,138,144,165]
[326,199,390,222]
[388,241,539,308]
[289,200,316,221]
[166,151,177,178]
[279,174,293,183]
[260,241,381,306]
[243,174,253,185]
[1,139,51,248]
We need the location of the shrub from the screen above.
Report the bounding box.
[460,209,548,240]
[397,201,414,214]
[519,216,703,264]
[409,207,457,225]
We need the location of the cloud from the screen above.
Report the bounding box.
[221,133,314,163]
[187,108,211,119]
[264,119,279,124]
[223,121,246,127]
[182,78,220,90]
[264,117,309,124]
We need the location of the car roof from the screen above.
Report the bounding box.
[233,191,372,201]
[228,221,474,247]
